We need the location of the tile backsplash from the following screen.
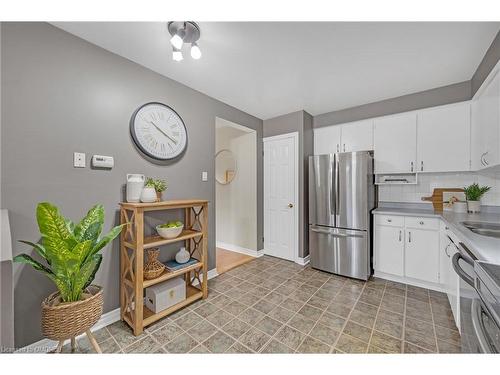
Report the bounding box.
[378,171,500,206]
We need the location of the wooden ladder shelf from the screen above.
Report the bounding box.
[119,199,209,336]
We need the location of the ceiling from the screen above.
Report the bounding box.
[52,22,500,120]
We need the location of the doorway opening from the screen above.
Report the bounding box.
[215,118,257,274]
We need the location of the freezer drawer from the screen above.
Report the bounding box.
[309,226,370,280]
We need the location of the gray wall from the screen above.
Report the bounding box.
[314,81,471,127]
[1,22,263,347]
[472,30,500,95]
[263,110,312,258]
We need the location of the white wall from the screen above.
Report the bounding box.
[216,122,257,251]
[379,171,500,206]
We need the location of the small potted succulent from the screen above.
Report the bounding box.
[14,202,125,353]
[145,177,167,202]
[464,183,491,213]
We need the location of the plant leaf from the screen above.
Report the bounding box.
[74,254,101,297]
[90,224,125,258]
[71,240,93,266]
[74,205,104,241]
[82,254,102,290]
[65,218,75,234]
[13,254,54,276]
[18,240,50,264]
[36,202,76,265]
[80,221,102,247]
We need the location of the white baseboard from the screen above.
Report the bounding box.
[374,271,446,293]
[295,255,310,266]
[216,241,263,258]
[17,268,221,353]
[16,307,121,353]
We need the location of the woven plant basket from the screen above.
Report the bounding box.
[41,285,103,341]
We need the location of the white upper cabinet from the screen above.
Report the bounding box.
[340,120,374,152]
[471,70,500,170]
[314,125,341,155]
[373,113,417,174]
[417,102,471,173]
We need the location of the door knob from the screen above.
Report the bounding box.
[288,203,294,208]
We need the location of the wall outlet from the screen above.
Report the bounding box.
[201,171,208,181]
[73,152,86,168]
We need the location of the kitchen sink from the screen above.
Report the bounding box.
[462,221,500,239]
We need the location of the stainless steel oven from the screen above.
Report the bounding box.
[452,243,500,353]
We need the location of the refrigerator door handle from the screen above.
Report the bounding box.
[310,227,364,238]
[335,155,340,222]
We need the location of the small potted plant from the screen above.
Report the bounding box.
[14,202,125,353]
[145,177,167,202]
[463,183,491,213]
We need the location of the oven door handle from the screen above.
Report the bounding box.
[471,299,494,353]
[452,252,475,288]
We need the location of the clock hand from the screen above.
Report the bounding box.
[149,121,178,145]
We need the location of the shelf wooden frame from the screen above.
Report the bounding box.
[119,199,209,336]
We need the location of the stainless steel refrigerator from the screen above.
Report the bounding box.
[308,152,375,280]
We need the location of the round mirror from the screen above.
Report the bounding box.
[215,149,237,185]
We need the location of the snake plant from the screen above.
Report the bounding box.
[14,202,125,302]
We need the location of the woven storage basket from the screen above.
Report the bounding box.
[41,285,103,341]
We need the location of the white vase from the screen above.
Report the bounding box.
[175,247,190,264]
[467,200,481,213]
[140,187,157,203]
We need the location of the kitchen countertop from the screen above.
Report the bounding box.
[373,207,500,264]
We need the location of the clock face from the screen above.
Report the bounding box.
[130,102,187,160]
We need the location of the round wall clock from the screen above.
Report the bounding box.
[130,102,187,160]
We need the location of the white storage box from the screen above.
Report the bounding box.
[145,277,186,313]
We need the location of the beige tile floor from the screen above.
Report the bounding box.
[64,255,461,354]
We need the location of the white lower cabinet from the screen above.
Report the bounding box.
[374,225,404,276]
[405,228,439,283]
[374,214,439,284]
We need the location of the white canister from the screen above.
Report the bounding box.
[140,186,157,203]
[126,174,145,203]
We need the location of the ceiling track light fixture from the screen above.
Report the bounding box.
[168,21,202,62]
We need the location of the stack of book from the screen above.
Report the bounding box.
[163,258,198,272]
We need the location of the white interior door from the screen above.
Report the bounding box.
[264,132,298,261]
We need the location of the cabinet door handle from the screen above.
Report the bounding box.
[408,231,411,243]
[419,221,424,225]
[387,219,392,223]
[410,161,414,172]
[445,242,451,258]
[399,230,402,242]
[421,161,424,172]
[336,144,340,153]
[343,144,346,152]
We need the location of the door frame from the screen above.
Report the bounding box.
[263,131,299,263]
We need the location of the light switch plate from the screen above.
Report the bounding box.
[201,171,208,181]
[73,152,86,168]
